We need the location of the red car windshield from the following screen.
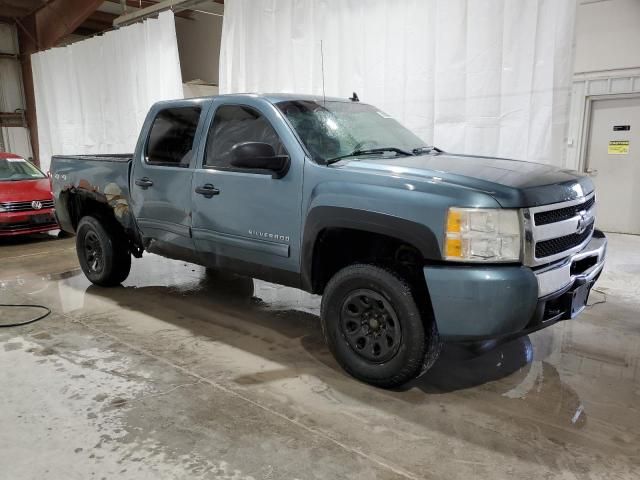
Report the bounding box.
[0,157,46,182]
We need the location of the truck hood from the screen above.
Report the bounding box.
[0,178,53,203]
[333,153,593,207]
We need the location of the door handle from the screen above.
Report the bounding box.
[586,169,598,176]
[135,177,154,188]
[195,184,220,198]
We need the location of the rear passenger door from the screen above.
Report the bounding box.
[190,100,305,284]
[131,103,206,256]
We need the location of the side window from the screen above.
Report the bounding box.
[146,106,201,167]
[205,105,286,169]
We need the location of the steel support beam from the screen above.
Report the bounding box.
[104,0,195,20]
[113,0,219,26]
[16,0,103,166]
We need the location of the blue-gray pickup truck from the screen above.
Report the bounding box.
[51,93,606,388]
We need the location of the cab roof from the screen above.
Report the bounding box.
[163,92,358,105]
[259,93,355,104]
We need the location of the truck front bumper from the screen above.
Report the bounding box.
[423,231,607,342]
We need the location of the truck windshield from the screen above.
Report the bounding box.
[0,157,46,182]
[276,100,427,164]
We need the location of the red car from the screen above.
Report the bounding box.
[0,152,58,237]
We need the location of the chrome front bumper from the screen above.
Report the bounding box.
[534,231,607,298]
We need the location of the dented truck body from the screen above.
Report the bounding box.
[52,154,140,248]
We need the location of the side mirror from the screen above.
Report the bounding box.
[230,142,289,179]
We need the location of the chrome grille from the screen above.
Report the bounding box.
[534,224,594,258]
[0,199,54,212]
[534,196,595,226]
[523,192,596,266]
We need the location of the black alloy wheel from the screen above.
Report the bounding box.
[83,230,104,274]
[340,289,402,363]
[321,264,441,388]
[76,215,131,286]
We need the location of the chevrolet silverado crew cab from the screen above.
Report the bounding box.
[51,94,606,388]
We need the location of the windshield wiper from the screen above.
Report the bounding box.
[326,147,414,165]
[412,146,442,155]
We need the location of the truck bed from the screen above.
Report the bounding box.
[50,154,135,234]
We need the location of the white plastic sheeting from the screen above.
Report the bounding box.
[32,11,183,173]
[0,23,31,160]
[0,59,24,113]
[220,0,576,166]
[0,23,23,113]
[1,128,32,160]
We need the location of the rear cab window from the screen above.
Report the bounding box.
[146,106,202,167]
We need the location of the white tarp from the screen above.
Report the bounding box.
[0,23,31,161]
[0,59,24,112]
[32,11,183,173]
[1,127,32,161]
[220,0,576,166]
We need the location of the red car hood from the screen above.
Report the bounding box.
[0,178,53,203]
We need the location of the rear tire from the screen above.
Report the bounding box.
[321,264,440,388]
[76,215,131,286]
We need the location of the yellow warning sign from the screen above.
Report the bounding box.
[608,140,629,155]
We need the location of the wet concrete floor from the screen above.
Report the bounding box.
[0,232,639,479]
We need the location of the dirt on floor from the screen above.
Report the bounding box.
[0,232,639,480]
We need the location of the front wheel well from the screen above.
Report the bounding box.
[310,228,428,297]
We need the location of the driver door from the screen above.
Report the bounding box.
[191,100,304,284]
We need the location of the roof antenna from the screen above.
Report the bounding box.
[349,92,359,102]
[320,40,326,107]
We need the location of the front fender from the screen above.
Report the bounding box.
[300,206,441,291]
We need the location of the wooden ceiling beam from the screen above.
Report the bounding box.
[0,4,35,18]
[25,0,105,48]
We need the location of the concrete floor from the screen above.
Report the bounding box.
[0,232,639,480]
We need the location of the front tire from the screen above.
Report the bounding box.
[76,215,131,286]
[321,264,439,388]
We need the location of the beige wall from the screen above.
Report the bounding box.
[175,11,223,85]
[574,0,640,73]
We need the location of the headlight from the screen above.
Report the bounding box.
[0,206,6,213]
[445,207,521,262]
